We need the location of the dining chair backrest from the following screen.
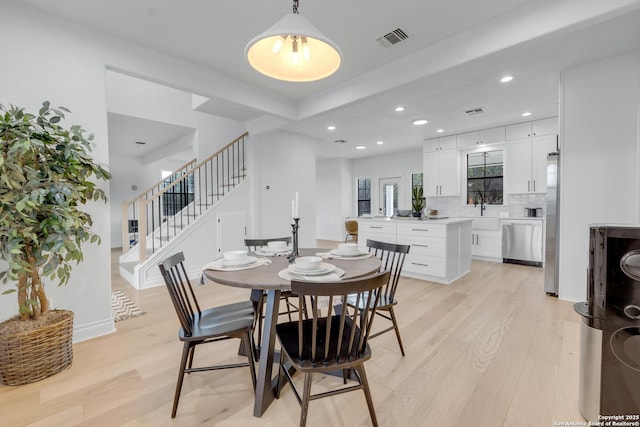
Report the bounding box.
[345,220,358,234]
[244,237,291,251]
[159,251,200,337]
[288,271,390,364]
[366,239,410,301]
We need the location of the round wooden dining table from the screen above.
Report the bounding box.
[202,248,381,418]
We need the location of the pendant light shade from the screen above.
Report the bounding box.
[245,2,342,82]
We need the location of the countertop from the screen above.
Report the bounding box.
[356,217,472,225]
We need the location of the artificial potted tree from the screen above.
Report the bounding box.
[411,186,425,218]
[0,101,111,386]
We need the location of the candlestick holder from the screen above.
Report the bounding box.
[288,217,300,262]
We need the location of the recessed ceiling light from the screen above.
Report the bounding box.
[395,106,405,112]
[500,75,513,83]
[436,129,444,133]
[412,119,428,126]
[327,125,336,130]
[522,112,532,117]
[376,140,384,145]
[355,145,366,150]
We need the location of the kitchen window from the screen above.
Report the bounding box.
[412,172,423,202]
[357,178,371,216]
[466,150,503,205]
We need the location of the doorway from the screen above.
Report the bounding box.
[379,177,400,217]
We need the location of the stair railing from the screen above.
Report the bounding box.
[121,157,196,253]
[122,132,248,262]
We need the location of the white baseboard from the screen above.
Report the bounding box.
[73,317,116,343]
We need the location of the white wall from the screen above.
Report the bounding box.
[106,71,245,162]
[559,49,640,301]
[0,3,252,341]
[316,158,353,241]
[252,131,317,247]
[351,148,423,215]
[0,3,114,339]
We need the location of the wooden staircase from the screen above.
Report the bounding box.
[119,132,248,288]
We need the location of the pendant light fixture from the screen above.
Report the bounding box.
[245,0,342,82]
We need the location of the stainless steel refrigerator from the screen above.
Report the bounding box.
[544,151,560,296]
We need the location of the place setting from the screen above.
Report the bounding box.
[316,242,373,260]
[202,249,272,272]
[253,240,292,257]
[278,256,345,281]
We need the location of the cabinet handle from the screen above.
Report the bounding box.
[528,180,530,192]
[435,185,438,195]
[533,180,536,192]
[370,226,383,229]
[411,262,430,267]
[412,229,430,232]
[414,244,429,248]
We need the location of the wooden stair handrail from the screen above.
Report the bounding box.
[124,157,196,206]
[143,132,248,205]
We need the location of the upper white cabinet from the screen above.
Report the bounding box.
[424,135,457,152]
[506,134,557,194]
[506,117,558,139]
[424,148,460,197]
[457,126,505,149]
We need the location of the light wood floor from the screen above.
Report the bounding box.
[0,243,585,427]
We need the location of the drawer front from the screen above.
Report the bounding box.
[359,222,396,235]
[403,255,446,277]
[397,223,446,237]
[404,236,445,257]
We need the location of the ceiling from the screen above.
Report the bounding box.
[19,0,640,160]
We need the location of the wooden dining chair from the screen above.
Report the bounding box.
[158,252,257,418]
[344,220,358,242]
[356,239,411,356]
[244,237,303,354]
[275,271,390,427]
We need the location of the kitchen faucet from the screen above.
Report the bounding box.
[473,192,486,216]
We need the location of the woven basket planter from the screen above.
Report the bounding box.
[0,310,74,386]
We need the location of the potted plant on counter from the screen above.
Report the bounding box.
[0,101,111,386]
[411,186,425,218]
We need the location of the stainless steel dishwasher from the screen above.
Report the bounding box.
[502,219,543,266]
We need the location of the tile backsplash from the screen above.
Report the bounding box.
[425,194,545,218]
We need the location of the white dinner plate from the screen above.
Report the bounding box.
[330,249,367,257]
[288,263,336,276]
[219,256,257,267]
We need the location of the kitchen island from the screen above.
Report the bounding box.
[356,217,472,284]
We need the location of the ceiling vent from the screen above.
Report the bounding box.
[376,28,409,48]
[464,107,486,116]
[333,139,348,144]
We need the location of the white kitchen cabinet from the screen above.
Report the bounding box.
[424,135,457,152]
[457,126,505,149]
[423,149,459,197]
[357,219,472,284]
[356,220,396,252]
[472,230,502,258]
[464,217,502,260]
[396,220,472,284]
[506,134,557,194]
[505,117,558,140]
